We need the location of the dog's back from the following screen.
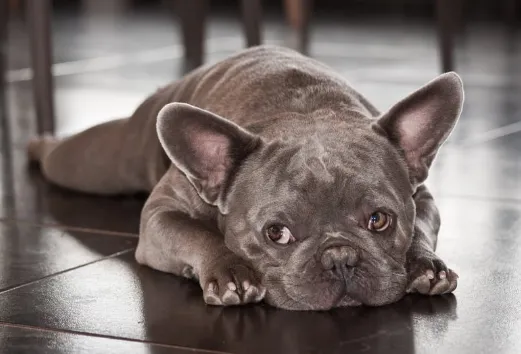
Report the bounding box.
[151,45,380,138]
[28,45,381,194]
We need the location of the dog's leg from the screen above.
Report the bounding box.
[27,116,167,195]
[26,85,176,195]
[406,184,458,295]
[135,172,266,306]
[27,119,138,194]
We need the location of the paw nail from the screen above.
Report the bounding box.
[204,295,220,306]
[439,271,447,279]
[426,270,435,279]
[208,282,217,292]
[223,290,241,305]
[255,287,267,301]
[242,280,251,290]
[227,282,237,291]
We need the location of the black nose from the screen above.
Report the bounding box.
[320,246,359,279]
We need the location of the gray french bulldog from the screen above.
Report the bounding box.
[28,45,462,310]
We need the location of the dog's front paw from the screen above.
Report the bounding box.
[201,256,266,306]
[406,252,458,295]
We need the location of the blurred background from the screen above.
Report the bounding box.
[1,0,520,139]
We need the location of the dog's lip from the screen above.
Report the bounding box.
[336,293,362,307]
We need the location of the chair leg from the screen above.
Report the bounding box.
[27,0,55,134]
[1,0,8,85]
[503,0,518,27]
[177,0,207,71]
[436,0,455,73]
[241,0,262,47]
[0,0,15,209]
[284,0,312,54]
[1,0,9,139]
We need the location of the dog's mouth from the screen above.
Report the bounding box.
[259,255,408,310]
[264,282,365,310]
[263,275,365,310]
[263,267,407,310]
[336,294,363,307]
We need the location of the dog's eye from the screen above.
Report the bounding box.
[266,224,295,244]
[368,212,391,232]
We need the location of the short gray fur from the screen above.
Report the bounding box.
[28,45,462,310]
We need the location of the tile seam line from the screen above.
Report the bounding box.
[4,36,246,81]
[457,120,521,146]
[433,194,521,204]
[7,39,495,83]
[0,322,232,354]
[4,37,441,80]
[0,218,139,237]
[0,248,135,295]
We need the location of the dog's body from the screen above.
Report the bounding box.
[29,45,461,310]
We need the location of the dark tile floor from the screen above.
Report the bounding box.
[1,5,521,354]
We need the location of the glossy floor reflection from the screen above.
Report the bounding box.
[0,325,207,354]
[1,5,521,354]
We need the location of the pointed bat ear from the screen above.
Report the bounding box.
[377,72,464,186]
[156,102,261,206]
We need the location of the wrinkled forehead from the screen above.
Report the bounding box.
[235,133,412,217]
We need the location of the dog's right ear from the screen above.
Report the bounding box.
[156,102,262,207]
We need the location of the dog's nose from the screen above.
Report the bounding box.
[320,246,359,279]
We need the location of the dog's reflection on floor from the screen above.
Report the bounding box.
[138,263,458,354]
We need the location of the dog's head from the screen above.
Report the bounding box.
[157,72,464,310]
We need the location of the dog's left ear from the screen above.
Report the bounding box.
[377,72,464,186]
[156,102,261,207]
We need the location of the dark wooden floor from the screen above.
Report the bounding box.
[1,4,521,354]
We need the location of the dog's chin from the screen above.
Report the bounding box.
[263,280,373,310]
[345,274,408,307]
[265,287,404,310]
[264,281,348,311]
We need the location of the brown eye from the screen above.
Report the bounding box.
[368,212,391,232]
[266,224,295,244]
